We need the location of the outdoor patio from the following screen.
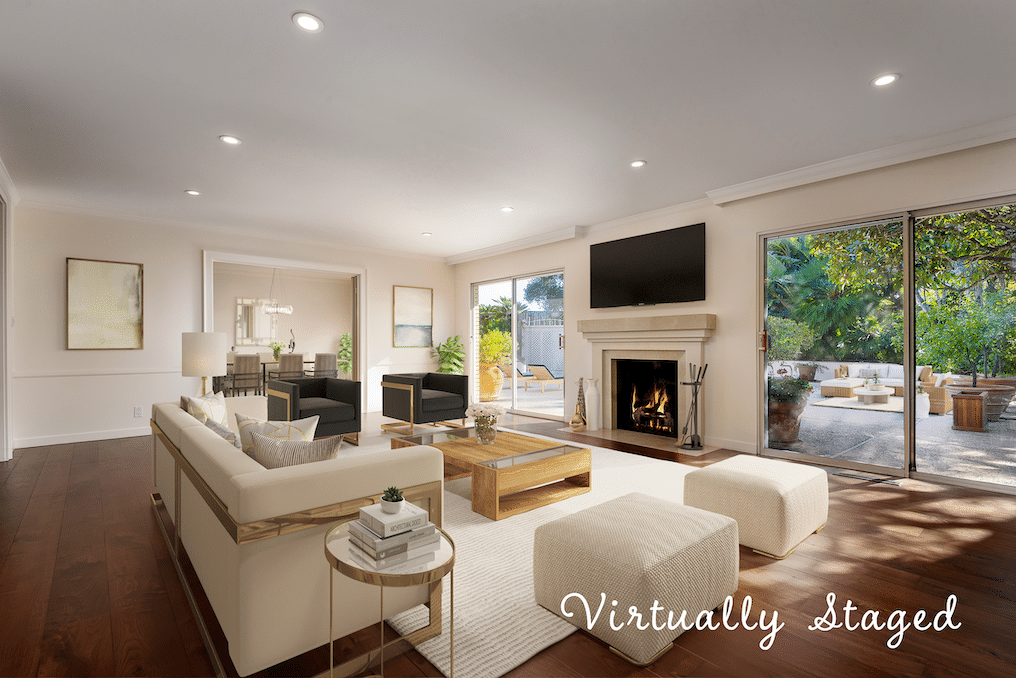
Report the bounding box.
[774,387,1016,488]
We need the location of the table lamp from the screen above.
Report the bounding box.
[182,332,228,396]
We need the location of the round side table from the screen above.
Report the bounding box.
[324,521,455,678]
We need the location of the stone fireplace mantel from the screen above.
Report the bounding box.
[577,314,716,440]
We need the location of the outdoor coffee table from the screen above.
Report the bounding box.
[392,428,591,520]
[853,386,891,405]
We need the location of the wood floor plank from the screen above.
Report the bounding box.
[0,445,72,677]
[0,445,51,568]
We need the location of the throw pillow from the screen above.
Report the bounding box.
[185,391,228,426]
[235,413,320,456]
[204,417,242,450]
[250,432,343,469]
[935,372,953,388]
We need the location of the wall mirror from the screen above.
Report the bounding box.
[235,298,277,346]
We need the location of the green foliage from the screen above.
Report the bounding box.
[382,486,403,502]
[767,316,815,362]
[337,333,353,374]
[478,329,512,364]
[431,335,465,374]
[522,274,564,312]
[478,297,529,334]
[916,289,1016,385]
[768,376,813,403]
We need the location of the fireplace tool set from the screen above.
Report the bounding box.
[679,363,708,450]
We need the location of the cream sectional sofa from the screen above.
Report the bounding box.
[151,396,444,676]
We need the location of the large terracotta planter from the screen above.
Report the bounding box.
[478,363,505,402]
[767,399,808,444]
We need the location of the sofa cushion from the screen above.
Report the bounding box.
[299,396,355,423]
[250,432,343,469]
[420,388,464,412]
[235,413,320,456]
[185,391,228,426]
[204,417,242,449]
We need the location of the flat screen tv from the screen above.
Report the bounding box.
[589,222,705,308]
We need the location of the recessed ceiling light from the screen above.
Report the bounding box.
[219,134,241,145]
[629,160,647,168]
[872,73,899,87]
[293,12,323,32]
[422,232,432,237]
[184,189,200,196]
[501,206,514,213]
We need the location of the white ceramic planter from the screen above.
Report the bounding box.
[380,498,405,514]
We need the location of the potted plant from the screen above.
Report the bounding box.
[865,372,884,391]
[916,383,931,419]
[767,376,813,444]
[478,329,512,401]
[432,335,465,374]
[337,333,353,375]
[380,486,405,514]
[796,360,822,382]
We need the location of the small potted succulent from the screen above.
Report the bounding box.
[380,486,405,514]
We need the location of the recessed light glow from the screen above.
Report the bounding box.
[184,189,200,196]
[501,206,514,213]
[219,134,241,145]
[422,232,432,237]
[872,73,899,87]
[293,12,323,32]
[629,160,647,168]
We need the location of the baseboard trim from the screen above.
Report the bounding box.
[14,426,150,448]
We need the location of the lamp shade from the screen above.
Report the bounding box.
[182,332,228,377]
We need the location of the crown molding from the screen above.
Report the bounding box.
[444,225,587,265]
[707,115,1016,206]
[0,154,20,206]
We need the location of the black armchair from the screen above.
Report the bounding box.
[266,377,361,443]
[381,372,468,435]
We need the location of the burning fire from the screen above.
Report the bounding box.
[630,382,675,433]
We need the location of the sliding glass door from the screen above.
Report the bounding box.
[763,219,906,474]
[473,272,565,419]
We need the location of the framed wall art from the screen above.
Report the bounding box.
[66,257,144,350]
[392,285,433,347]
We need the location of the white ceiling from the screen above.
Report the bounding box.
[2,1,1015,260]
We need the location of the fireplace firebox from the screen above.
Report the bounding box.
[613,359,680,438]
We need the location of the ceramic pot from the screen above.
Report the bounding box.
[380,498,405,514]
[916,392,931,419]
[767,399,808,444]
[478,363,505,402]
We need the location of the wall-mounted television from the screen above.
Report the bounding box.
[589,222,705,308]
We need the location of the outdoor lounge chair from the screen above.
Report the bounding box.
[499,364,537,388]
[525,364,563,392]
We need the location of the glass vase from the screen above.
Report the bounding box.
[475,415,498,445]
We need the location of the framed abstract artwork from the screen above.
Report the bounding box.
[66,257,144,350]
[392,285,433,347]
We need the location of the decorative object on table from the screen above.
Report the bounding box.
[393,285,433,347]
[432,335,466,374]
[585,378,600,431]
[181,332,228,396]
[380,485,406,514]
[288,328,296,352]
[269,340,285,360]
[569,378,587,431]
[358,500,429,538]
[337,332,353,375]
[680,363,708,450]
[262,268,293,315]
[66,257,144,350]
[465,401,506,445]
[477,329,512,401]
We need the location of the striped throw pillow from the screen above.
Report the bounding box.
[235,414,319,456]
[250,432,343,469]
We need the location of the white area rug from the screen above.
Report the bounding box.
[388,434,694,678]
[811,395,904,413]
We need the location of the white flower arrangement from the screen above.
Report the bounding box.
[465,402,507,419]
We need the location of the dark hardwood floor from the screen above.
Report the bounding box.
[2,419,1014,677]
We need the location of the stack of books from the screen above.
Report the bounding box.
[348,501,440,573]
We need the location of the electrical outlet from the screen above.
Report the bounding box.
[133,406,143,418]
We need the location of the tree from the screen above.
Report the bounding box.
[917,289,1016,385]
[478,296,528,334]
[767,316,816,363]
[522,274,563,313]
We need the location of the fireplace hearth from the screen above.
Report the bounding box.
[614,359,680,438]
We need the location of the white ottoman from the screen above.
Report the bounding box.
[684,455,828,559]
[533,493,738,666]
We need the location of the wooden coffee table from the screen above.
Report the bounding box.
[392,428,591,520]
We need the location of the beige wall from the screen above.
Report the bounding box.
[451,139,1016,453]
[10,207,453,446]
